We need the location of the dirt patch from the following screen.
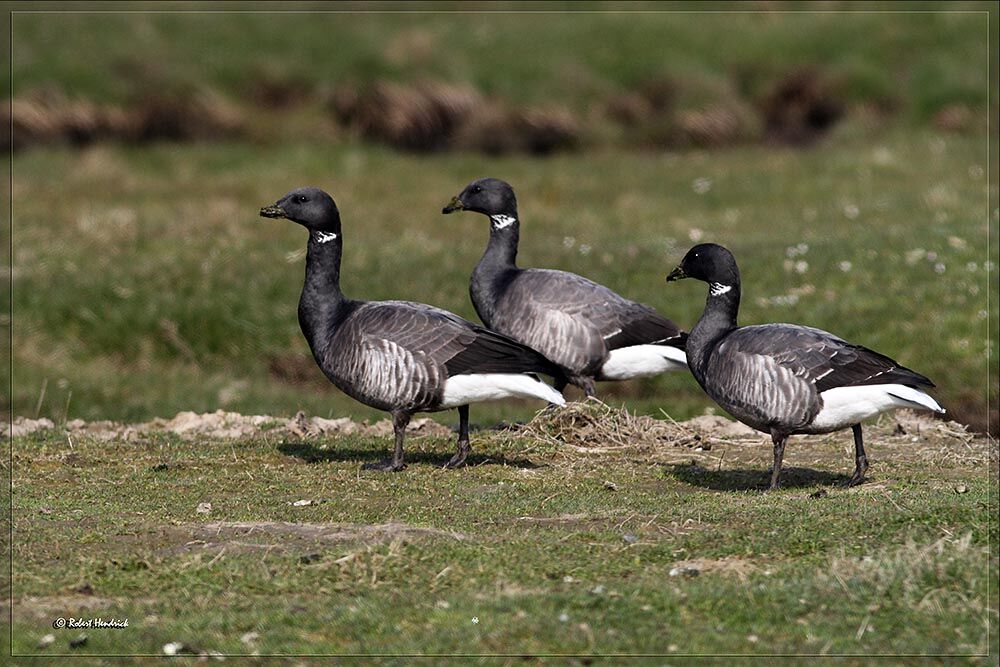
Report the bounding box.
[7,409,453,441]
[669,556,761,579]
[160,521,465,556]
[10,417,55,438]
[10,403,989,472]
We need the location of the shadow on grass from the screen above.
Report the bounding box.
[277,442,541,470]
[666,462,851,491]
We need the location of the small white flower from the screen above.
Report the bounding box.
[579,244,591,255]
[934,263,946,274]
[692,177,712,194]
[471,617,479,624]
[688,228,704,242]
[843,204,860,219]
[795,260,809,274]
[562,236,575,248]
[838,261,852,272]
[966,261,978,272]
[163,643,185,656]
[558,613,570,623]
[969,164,984,179]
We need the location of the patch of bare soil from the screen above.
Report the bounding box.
[160,521,465,556]
[7,409,453,441]
[9,402,992,473]
[669,556,761,580]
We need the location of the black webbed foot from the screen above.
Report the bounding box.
[362,458,407,472]
[443,441,471,469]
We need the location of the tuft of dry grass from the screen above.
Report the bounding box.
[518,398,689,454]
[349,80,484,152]
[3,88,245,150]
[330,78,580,155]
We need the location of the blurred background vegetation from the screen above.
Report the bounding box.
[5,2,997,432]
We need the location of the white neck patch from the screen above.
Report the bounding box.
[490,214,517,230]
[314,231,339,244]
[710,282,732,296]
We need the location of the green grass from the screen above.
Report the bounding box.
[10,417,996,658]
[8,127,996,429]
[9,4,994,122]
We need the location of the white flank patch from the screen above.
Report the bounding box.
[490,214,517,230]
[811,383,945,431]
[314,231,338,243]
[600,345,688,380]
[709,282,732,296]
[440,374,565,408]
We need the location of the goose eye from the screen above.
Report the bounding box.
[472,186,482,194]
[296,195,308,203]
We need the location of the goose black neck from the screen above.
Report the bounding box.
[298,231,347,356]
[687,282,741,377]
[480,212,520,270]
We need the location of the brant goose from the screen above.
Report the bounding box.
[667,243,944,489]
[261,187,566,471]
[442,178,687,396]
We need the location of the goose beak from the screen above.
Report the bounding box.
[442,196,465,214]
[666,266,688,282]
[260,205,286,219]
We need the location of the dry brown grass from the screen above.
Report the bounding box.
[3,88,245,150]
[329,79,579,154]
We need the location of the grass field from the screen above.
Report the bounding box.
[8,127,996,430]
[8,406,996,659]
[8,4,992,122]
[6,4,998,661]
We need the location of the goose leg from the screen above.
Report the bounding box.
[444,405,471,469]
[364,410,409,472]
[848,423,869,487]
[769,432,787,490]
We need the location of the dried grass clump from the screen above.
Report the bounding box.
[519,398,685,453]
[351,80,483,151]
[331,79,580,155]
[3,90,119,150]
[603,77,677,127]
[454,104,579,155]
[129,90,245,142]
[672,102,758,148]
[759,68,843,144]
[3,88,245,150]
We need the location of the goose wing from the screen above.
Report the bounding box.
[327,301,560,411]
[340,301,559,378]
[723,324,934,392]
[494,269,684,373]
